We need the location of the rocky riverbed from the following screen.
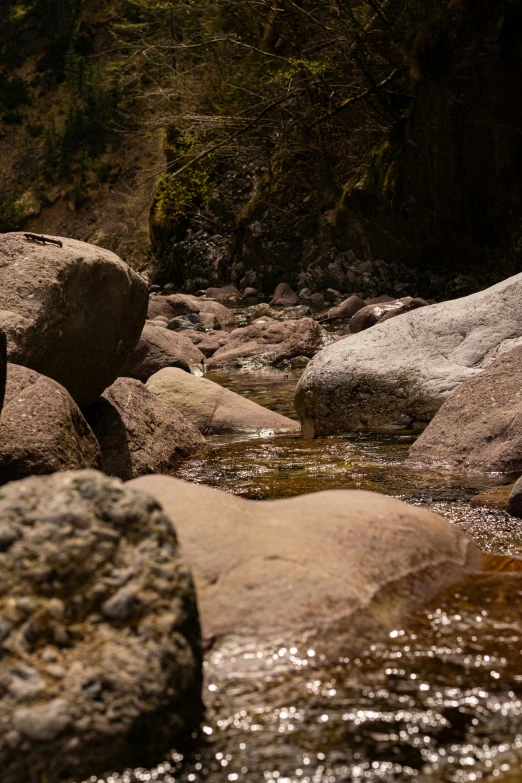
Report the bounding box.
[81,368,522,783]
[1,236,522,783]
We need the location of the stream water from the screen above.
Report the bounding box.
[83,367,522,783]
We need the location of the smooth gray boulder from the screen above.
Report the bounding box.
[0,233,148,406]
[129,475,479,653]
[295,273,522,436]
[0,470,202,783]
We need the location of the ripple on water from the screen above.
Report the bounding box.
[84,368,522,783]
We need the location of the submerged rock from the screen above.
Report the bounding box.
[146,367,300,436]
[296,273,522,436]
[0,470,202,783]
[407,345,522,474]
[0,233,148,406]
[129,475,479,654]
[0,364,101,483]
[206,318,333,370]
[122,323,205,381]
[84,377,205,480]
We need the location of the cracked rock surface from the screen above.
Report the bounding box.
[0,470,202,783]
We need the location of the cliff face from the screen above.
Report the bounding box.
[334,0,522,297]
[224,1,522,299]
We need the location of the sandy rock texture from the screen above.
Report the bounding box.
[146,368,300,436]
[0,470,202,783]
[406,345,522,474]
[0,329,6,414]
[130,475,479,655]
[296,273,522,436]
[84,377,205,480]
[206,318,333,370]
[0,364,101,483]
[0,233,148,406]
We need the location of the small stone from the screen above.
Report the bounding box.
[102,586,138,620]
[46,664,66,679]
[14,698,72,741]
[0,524,19,551]
[8,666,46,701]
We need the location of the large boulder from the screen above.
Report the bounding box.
[0,364,101,483]
[0,233,148,406]
[84,377,205,480]
[0,470,202,783]
[122,323,205,381]
[0,329,6,414]
[205,318,334,370]
[406,345,522,474]
[129,475,479,653]
[295,273,522,436]
[146,367,300,436]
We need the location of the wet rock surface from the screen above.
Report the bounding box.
[0,364,101,483]
[146,367,300,435]
[296,273,522,436]
[123,323,205,381]
[206,318,333,370]
[84,377,205,480]
[0,470,202,783]
[0,233,148,406]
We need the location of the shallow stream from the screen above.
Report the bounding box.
[85,368,522,783]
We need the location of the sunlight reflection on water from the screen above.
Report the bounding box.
[84,368,522,783]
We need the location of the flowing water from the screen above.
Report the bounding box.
[84,367,522,783]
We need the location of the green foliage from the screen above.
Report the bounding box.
[154,130,216,220]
